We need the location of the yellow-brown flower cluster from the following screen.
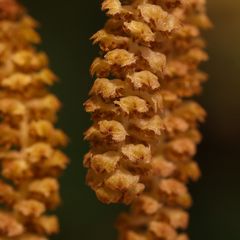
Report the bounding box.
[0,0,68,239]
[85,0,211,239]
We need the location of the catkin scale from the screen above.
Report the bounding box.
[0,1,68,239]
[85,0,210,239]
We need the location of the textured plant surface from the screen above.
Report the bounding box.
[0,0,68,239]
[84,0,211,239]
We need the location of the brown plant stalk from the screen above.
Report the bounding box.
[84,0,211,239]
[0,1,68,239]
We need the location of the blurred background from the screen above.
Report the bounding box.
[20,0,240,239]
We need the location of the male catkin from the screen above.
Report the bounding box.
[84,0,211,239]
[0,1,68,239]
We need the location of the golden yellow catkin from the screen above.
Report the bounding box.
[85,0,211,239]
[0,1,68,239]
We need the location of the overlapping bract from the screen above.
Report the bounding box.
[85,0,210,239]
[0,1,68,239]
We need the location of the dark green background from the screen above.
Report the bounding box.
[19,1,240,239]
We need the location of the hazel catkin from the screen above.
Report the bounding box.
[84,0,211,239]
[0,0,68,239]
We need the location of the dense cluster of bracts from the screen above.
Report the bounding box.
[0,0,68,239]
[84,0,211,239]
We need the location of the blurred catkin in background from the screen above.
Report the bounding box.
[15,0,240,240]
[0,0,68,239]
